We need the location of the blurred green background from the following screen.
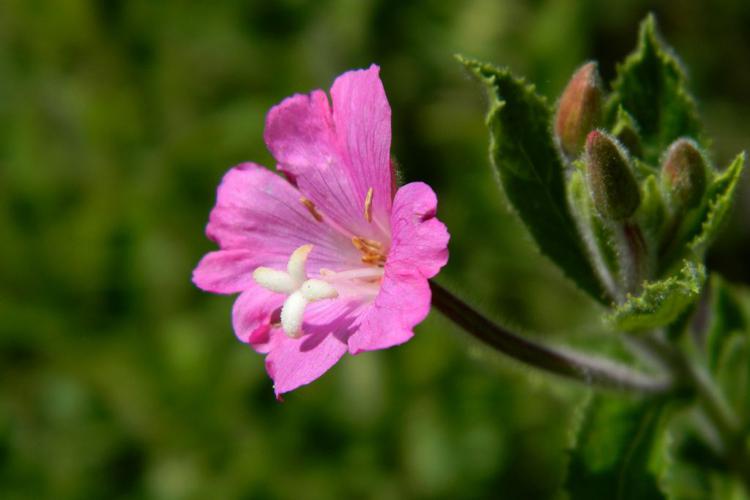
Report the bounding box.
[1,1,749,498]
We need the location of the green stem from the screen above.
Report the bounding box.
[429,281,671,394]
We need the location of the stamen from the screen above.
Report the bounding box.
[364,187,373,222]
[322,267,384,282]
[352,237,387,267]
[352,237,382,253]
[300,196,323,222]
[361,254,386,266]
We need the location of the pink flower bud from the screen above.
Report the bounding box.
[555,62,604,159]
[585,130,641,221]
[661,138,707,210]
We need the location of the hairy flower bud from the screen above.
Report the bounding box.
[555,62,604,159]
[661,138,707,210]
[585,130,641,221]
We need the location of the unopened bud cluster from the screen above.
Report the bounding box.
[554,62,712,299]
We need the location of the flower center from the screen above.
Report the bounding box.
[252,243,386,338]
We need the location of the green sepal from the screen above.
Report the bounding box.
[609,259,706,332]
[637,174,668,242]
[460,56,609,303]
[607,15,702,163]
[565,394,669,500]
[612,106,644,159]
[633,158,658,180]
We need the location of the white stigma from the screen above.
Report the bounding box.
[252,244,338,338]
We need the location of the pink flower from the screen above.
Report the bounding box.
[192,65,449,397]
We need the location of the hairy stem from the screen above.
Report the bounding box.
[620,221,648,294]
[430,281,672,394]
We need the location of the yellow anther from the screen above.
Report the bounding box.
[300,197,323,222]
[352,236,386,267]
[352,236,382,252]
[364,187,373,222]
[361,254,386,266]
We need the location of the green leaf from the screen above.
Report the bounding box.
[661,276,750,498]
[660,422,746,500]
[714,334,750,419]
[706,275,750,371]
[607,15,702,163]
[610,259,706,332]
[612,106,644,159]
[688,152,745,255]
[705,276,750,418]
[460,56,609,303]
[565,395,669,499]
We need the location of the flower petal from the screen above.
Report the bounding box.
[387,182,450,279]
[192,249,256,294]
[232,285,285,352]
[330,65,393,225]
[347,182,449,353]
[206,162,360,270]
[264,66,393,240]
[264,298,363,396]
[347,272,428,354]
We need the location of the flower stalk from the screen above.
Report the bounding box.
[429,281,671,394]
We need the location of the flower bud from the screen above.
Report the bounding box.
[585,130,641,221]
[661,138,707,210]
[555,62,604,159]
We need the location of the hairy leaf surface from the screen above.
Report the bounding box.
[566,395,668,499]
[607,15,702,163]
[461,56,608,302]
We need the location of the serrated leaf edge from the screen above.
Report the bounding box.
[609,259,706,331]
[459,54,610,303]
[688,152,746,254]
